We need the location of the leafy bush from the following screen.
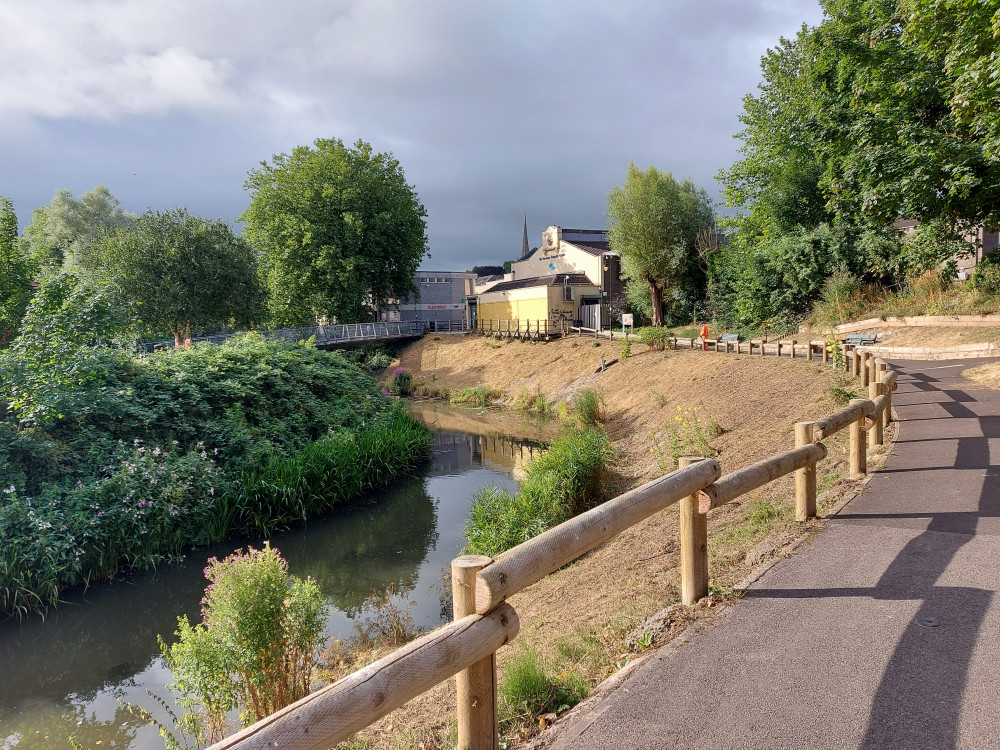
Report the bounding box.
[161,544,327,744]
[0,333,431,618]
[465,428,613,555]
[388,366,413,396]
[620,337,631,360]
[636,326,672,351]
[972,259,1000,295]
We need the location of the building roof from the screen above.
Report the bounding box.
[568,239,611,256]
[483,273,594,293]
[476,273,504,285]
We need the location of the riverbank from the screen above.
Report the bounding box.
[336,333,870,747]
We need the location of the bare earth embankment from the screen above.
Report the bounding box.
[336,334,881,748]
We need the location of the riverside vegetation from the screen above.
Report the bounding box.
[0,287,431,619]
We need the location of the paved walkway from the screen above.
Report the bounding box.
[554,360,1000,750]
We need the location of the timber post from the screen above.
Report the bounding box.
[822,341,829,363]
[452,555,499,750]
[868,382,884,448]
[849,398,867,478]
[852,348,862,379]
[860,351,870,386]
[878,362,891,427]
[679,456,709,605]
[794,422,817,521]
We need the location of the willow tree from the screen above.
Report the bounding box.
[606,165,714,326]
[99,209,265,346]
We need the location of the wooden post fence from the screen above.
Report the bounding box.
[203,341,902,750]
[795,422,817,521]
[453,555,498,750]
[679,456,709,605]
[849,398,867,478]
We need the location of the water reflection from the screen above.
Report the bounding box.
[0,413,543,750]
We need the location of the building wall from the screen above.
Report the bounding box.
[397,271,475,323]
[510,243,603,285]
[477,283,600,324]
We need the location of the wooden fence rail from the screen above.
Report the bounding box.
[208,344,900,750]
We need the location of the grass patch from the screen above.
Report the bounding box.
[498,647,589,739]
[512,386,551,415]
[450,386,504,408]
[571,388,603,427]
[465,428,614,555]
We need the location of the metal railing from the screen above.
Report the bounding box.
[140,321,428,353]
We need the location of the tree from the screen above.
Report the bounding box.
[0,197,34,347]
[22,185,135,275]
[241,138,428,326]
[606,165,714,326]
[98,209,265,346]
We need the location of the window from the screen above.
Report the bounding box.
[563,285,573,302]
[420,277,428,283]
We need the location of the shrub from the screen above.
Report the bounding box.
[636,326,672,351]
[620,337,631,360]
[972,259,1000,295]
[161,544,327,744]
[388,366,413,396]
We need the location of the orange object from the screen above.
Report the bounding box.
[699,323,709,339]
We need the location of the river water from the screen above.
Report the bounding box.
[0,403,552,750]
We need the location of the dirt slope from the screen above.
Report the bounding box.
[338,334,873,749]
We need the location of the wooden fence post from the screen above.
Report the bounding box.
[868,383,884,448]
[794,422,817,521]
[679,456,709,605]
[869,354,879,386]
[860,351,870,386]
[849,399,867,478]
[852,349,861,379]
[453,555,498,750]
[822,341,830,364]
[879,363,892,426]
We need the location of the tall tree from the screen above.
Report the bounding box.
[22,186,135,275]
[0,197,35,346]
[242,138,428,326]
[98,209,265,346]
[606,165,714,327]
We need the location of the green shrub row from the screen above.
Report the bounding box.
[464,428,613,556]
[0,334,432,619]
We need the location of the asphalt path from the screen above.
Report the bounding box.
[554,359,1000,750]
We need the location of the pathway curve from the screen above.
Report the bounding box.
[552,359,1000,749]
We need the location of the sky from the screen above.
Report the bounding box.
[0,0,826,272]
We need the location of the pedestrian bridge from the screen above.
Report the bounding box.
[142,321,431,352]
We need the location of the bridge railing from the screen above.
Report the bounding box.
[206,356,899,750]
[139,320,428,353]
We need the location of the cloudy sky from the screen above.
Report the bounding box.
[0,0,824,271]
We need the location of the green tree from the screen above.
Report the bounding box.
[606,165,714,326]
[22,185,135,274]
[98,209,265,346]
[161,544,327,744]
[241,138,428,326]
[0,197,35,346]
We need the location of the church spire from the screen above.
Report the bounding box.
[521,214,529,258]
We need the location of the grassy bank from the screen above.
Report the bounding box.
[326,333,875,748]
[0,334,431,619]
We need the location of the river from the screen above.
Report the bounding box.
[0,403,553,750]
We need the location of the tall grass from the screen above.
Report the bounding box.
[234,406,432,536]
[465,428,613,555]
[498,647,588,737]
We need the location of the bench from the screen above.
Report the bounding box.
[844,334,877,347]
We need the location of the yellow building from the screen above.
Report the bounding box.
[472,226,623,330]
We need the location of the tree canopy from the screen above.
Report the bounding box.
[606,165,714,326]
[22,185,135,275]
[0,197,34,347]
[241,138,428,326]
[98,209,265,345]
